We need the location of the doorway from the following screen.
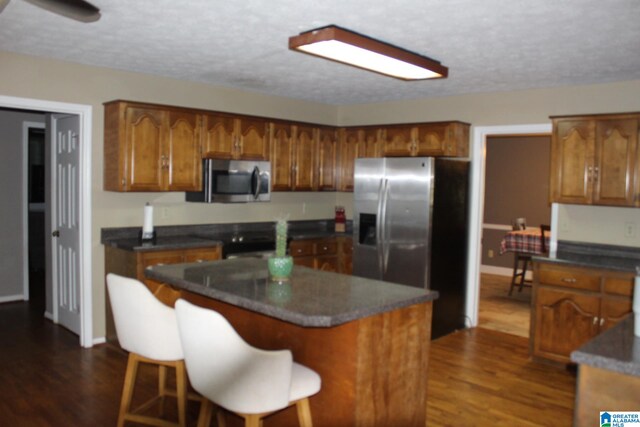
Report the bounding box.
[478,134,551,337]
[465,124,553,333]
[0,95,93,348]
[27,124,46,313]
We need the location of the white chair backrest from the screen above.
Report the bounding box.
[175,299,293,414]
[106,273,183,361]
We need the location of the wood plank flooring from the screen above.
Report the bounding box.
[478,273,531,338]
[0,293,575,426]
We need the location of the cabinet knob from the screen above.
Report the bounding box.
[600,317,605,327]
[561,277,577,283]
[592,316,598,325]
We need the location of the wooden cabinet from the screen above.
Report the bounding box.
[337,128,362,192]
[104,101,202,192]
[382,122,470,157]
[531,262,634,363]
[202,113,269,160]
[270,123,294,191]
[550,113,639,206]
[104,244,222,343]
[317,127,338,191]
[292,125,317,191]
[289,236,352,274]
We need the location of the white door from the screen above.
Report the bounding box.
[51,114,81,335]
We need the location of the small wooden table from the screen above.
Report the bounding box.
[500,228,550,256]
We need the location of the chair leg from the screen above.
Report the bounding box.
[509,254,519,296]
[197,399,214,427]
[296,398,313,427]
[158,365,167,417]
[216,408,227,427]
[118,353,140,427]
[518,258,529,292]
[175,361,188,427]
[243,414,262,427]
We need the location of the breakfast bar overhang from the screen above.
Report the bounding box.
[145,258,438,427]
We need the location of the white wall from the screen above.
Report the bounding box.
[0,110,45,301]
[557,204,640,248]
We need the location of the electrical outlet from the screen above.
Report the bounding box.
[302,202,306,214]
[624,222,636,238]
[161,207,169,219]
[488,249,494,258]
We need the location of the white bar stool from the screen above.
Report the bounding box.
[174,299,321,427]
[107,273,190,427]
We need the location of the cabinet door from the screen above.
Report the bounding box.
[124,106,166,191]
[202,113,236,159]
[599,297,632,332]
[238,117,269,160]
[317,127,337,191]
[593,118,638,206]
[550,119,595,204]
[166,110,202,191]
[360,128,382,158]
[316,255,339,272]
[338,128,361,191]
[382,126,414,156]
[414,123,448,156]
[534,287,600,361]
[292,125,316,191]
[271,123,294,191]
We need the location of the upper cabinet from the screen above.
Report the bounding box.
[202,113,269,161]
[317,127,338,191]
[550,113,639,206]
[104,101,202,192]
[104,100,470,193]
[381,122,469,158]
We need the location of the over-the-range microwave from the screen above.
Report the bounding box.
[186,159,271,203]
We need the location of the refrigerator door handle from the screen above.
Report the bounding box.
[375,178,386,277]
[380,178,391,274]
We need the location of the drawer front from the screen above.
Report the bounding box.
[537,264,601,292]
[315,240,338,255]
[603,275,634,297]
[183,246,222,263]
[289,240,314,257]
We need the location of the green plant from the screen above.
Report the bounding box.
[275,219,288,258]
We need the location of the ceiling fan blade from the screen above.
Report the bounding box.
[23,0,100,22]
[0,0,10,14]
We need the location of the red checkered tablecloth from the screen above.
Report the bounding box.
[500,229,550,255]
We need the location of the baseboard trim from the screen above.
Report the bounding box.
[481,265,533,280]
[92,337,107,345]
[44,311,54,321]
[0,294,25,303]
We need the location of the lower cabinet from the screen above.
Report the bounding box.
[531,262,633,363]
[290,236,352,274]
[104,245,222,344]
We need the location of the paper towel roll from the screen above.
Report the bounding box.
[143,203,154,234]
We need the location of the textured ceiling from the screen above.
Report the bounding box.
[1,0,639,105]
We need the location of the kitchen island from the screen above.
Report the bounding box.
[145,258,438,427]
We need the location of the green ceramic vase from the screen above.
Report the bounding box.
[268,256,293,281]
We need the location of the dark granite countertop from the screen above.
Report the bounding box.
[571,315,640,377]
[102,220,352,252]
[145,258,437,328]
[533,241,640,273]
[104,235,223,252]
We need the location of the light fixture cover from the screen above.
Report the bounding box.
[289,25,448,81]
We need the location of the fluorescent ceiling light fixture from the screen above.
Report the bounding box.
[289,25,448,81]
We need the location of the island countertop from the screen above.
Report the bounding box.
[145,258,438,327]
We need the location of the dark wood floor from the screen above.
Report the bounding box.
[0,298,576,426]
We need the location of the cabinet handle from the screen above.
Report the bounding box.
[322,246,328,250]
[587,166,593,183]
[593,166,599,182]
[592,316,598,325]
[561,277,577,283]
[600,317,605,327]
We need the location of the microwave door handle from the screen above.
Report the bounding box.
[252,166,261,199]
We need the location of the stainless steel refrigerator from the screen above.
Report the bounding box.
[353,157,469,339]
